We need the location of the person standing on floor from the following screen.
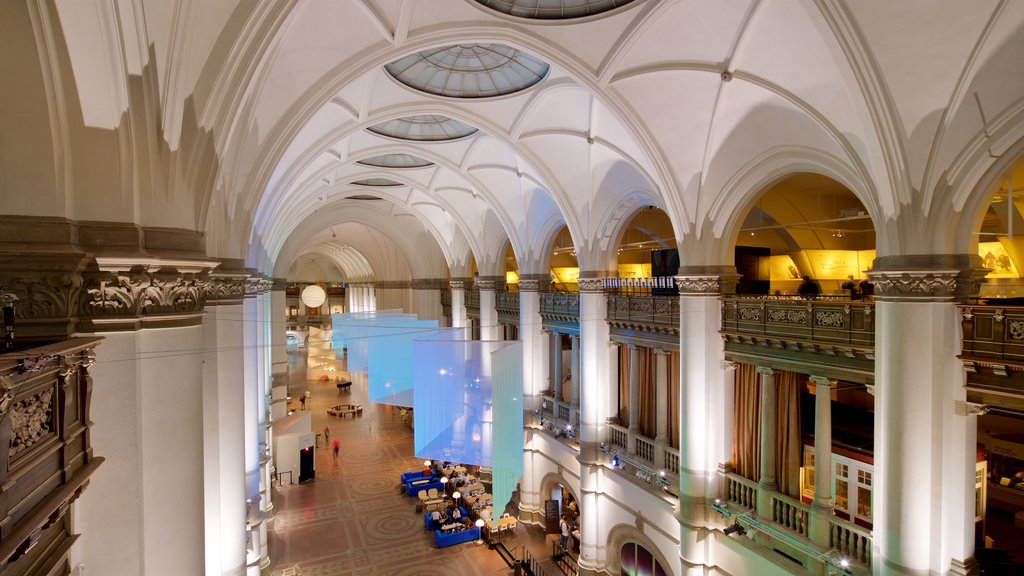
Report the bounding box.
[332,437,340,460]
[299,394,305,410]
[558,514,570,556]
[305,389,311,410]
[324,426,330,443]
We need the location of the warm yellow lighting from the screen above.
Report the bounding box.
[505,271,519,284]
[616,263,652,278]
[551,267,579,284]
[979,241,1019,278]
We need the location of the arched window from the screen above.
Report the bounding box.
[620,541,668,576]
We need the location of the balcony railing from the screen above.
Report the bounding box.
[465,289,480,309]
[540,292,579,319]
[721,296,874,347]
[664,447,680,476]
[606,295,679,329]
[723,471,872,571]
[495,291,519,314]
[635,435,655,462]
[957,304,1024,407]
[608,423,628,450]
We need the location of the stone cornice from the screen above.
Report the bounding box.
[449,279,467,290]
[577,278,604,293]
[476,279,498,291]
[870,269,981,302]
[375,280,411,290]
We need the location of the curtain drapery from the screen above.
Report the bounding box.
[776,370,802,498]
[733,363,760,480]
[639,347,656,438]
[618,344,630,427]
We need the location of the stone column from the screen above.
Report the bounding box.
[675,270,737,575]
[756,365,777,517]
[477,277,499,340]
[871,260,982,575]
[627,344,640,455]
[570,334,580,427]
[808,375,834,547]
[368,282,377,311]
[519,278,545,412]
[654,348,669,470]
[576,276,611,576]
[450,279,468,339]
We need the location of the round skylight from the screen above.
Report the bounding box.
[350,178,403,187]
[356,154,434,168]
[367,115,479,141]
[384,44,549,98]
[475,0,635,19]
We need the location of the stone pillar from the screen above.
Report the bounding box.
[808,375,834,547]
[570,334,580,427]
[675,270,737,575]
[519,278,545,412]
[368,282,376,311]
[654,348,669,470]
[270,280,288,387]
[450,279,468,339]
[243,282,261,499]
[576,276,611,575]
[477,277,499,340]
[756,365,777,517]
[627,344,640,455]
[871,260,982,575]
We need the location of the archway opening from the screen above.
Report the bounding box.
[733,173,875,297]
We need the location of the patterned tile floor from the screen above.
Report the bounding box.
[268,350,525,576]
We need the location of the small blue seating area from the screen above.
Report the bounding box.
[401,470,434,484]
[434,527,479,548]
[405,479,443,497]
[423,507,467,530]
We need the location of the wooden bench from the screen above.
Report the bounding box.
[335,379,351,392]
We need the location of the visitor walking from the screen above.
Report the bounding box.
[332,437,340,460]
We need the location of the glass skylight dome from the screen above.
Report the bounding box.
[350,178,403,187]
[356,154,434,168]
[475,0,635,19]
[385,44,549,98]
[367,115,479,141]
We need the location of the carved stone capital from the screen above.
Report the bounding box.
[870,269,962,301]
[244,277,261,297]
[206,275,248,304]
[449,279,466,290]
[577,277,605,293]
[755,366,774,377]
[674,273,740,295]
[518,278,542,292]
[808,375,834,390]
[476,279,497,291]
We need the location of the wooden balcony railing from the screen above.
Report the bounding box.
[721,296,875,347]
[465,289,480,309]
[957,304,1024,409]
[0,337,104,573]
[606,295,679,330]
[540,292,579,320]
[495,291,519,314]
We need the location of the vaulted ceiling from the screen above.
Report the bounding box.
[7,0,1024,279]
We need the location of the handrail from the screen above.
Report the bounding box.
[827,515,872,565]
[769,491,810,538]
[724,472,759,510]
[720,296,875,347]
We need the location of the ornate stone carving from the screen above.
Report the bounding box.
[81,271,208,316]
[476,279,497,291]
[258,278,274,294]
[244,278,261,297]
[0,273,81,319]
[10,388,54,456]
[870,270,960,300]
[1010,320,1024,340]
[815,310,844,327]
[577,278,604,293]
[675,273,740,295]
[450,279,466,290]
[767,308,807,324]
[206,276,247,302]
[518,278,541,292]
[738,307,761,321]
[0,374,14,416]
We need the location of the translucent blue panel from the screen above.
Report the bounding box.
[413,337,515,466]
[330,311,415,373]
[490,342,523,517]
[366,319,439,406]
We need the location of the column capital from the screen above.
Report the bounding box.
[577,277,605,293]
[670,265,737,295]
[652,348,669,356]
[869,254,985,302]
[476,279,498,291]
[755,366,774,377]
[723,360,739,370]
[808,375,835,389]
[518,278,542,292]
[449,279,467,290]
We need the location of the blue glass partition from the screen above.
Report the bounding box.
[490,342,523,516]
[413,336,516,466]
[366,319,440,406]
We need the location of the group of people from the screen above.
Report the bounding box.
[796,274,874,299]
[556,513,581,558]
[429,507,471,532]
